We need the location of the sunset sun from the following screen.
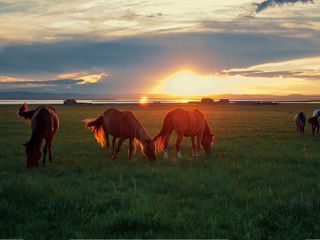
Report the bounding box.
[154,70,217,96]
[139,96,148,105]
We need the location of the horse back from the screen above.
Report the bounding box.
[169,108,205,136]
[31,107,59,136]
[295,112,306,123]
[102,108,139,137]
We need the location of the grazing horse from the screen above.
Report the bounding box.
[18,103,59,168]
[308,116,319,136]
[294,112,306,134]
[83,108,156,161]
[313,109,320,118]
[153,108,214,159]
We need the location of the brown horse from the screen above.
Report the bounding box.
[153,108,214,159]
[308,116,319,136]
[83,108,156,161]
[18,103,59,168]
[294,112,306,135]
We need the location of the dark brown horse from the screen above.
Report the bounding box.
[84,108,156,161]
[294,112,306,135]
[308,116,319,136]
[18,103,59,168]
[153,108,214,159]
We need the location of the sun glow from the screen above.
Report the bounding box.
[154,70,217,96]
[139,96,148,105]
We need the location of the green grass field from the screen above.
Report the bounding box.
[0,103,319,239]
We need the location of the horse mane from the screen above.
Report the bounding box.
[124,111,151,154]
[194,109,213,137]
[204,120,213,136]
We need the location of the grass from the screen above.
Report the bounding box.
[0,103,319,239]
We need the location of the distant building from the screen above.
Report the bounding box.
[64,99,77,105]
[201,98,214,104]
[219,99,229,104]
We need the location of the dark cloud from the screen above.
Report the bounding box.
[253,0,314,14]
[0,38,164,75]
[0,78,84,85]
[221,69,320,80]
[0,31,320,94]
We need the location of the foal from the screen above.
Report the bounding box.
[18,103,59,168]
[294,112,306,135]
[308,116,319,136]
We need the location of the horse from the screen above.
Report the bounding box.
[83,108,156,161]
[294,112,306,134]
[313,109,320,118]
[308,116,319,136]
[153,108,214,159]
[18,103,59,168]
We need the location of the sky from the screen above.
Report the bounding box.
[0,0,320,97]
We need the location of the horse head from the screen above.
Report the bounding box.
[201,123,214,155]
[141,138,156,161]
[23,141,41,168]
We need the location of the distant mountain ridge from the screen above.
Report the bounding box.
[0,91,88,100]
[1,91,320,101]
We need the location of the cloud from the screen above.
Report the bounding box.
[0,30,320,95]
[252,0,314,14]
[0,78,84,85]
[220,56,320,80]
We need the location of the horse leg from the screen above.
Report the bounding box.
[128,137,134,160]
[312,125,315,136]
[163,131,172,160]
[48,137,53,162]
[191,136,196,158]
[112,136,116,156]
[113,137,126,159]
[105,132,110,158]
[196,132,204,158]
[42,140,48,165]
[175,133,183,159]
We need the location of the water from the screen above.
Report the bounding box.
[0,99,320,105]
[0,99,192,105]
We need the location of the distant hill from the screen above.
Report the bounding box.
[1,91,320,102]
[0,91,88,100]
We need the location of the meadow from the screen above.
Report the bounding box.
[0,103,319,239]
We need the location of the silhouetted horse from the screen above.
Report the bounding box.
[18,103,59,168]
[308,116,319,136]
[84,108,156,161]
[153,108,214,159]
[313,109,320,118]
[294,112,306,134]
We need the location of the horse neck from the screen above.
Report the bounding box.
[30,131,42,148]
[134,122,151,143]
[204,120,211,136]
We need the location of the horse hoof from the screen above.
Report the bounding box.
[177,151,182,159]
[163,151,169,160]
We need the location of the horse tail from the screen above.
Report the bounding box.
[17,103,35,125]
[153,113,173,152]
[17,102,35,120]
[83,116,105,147]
